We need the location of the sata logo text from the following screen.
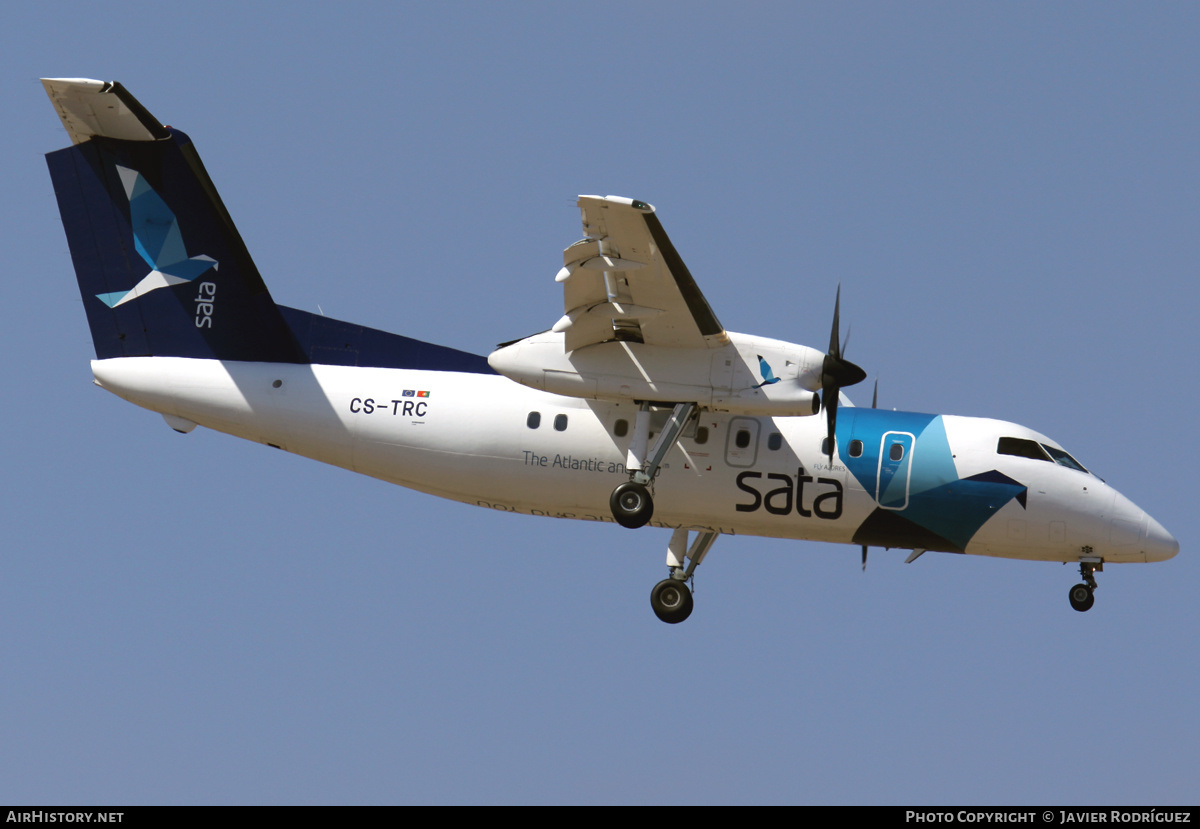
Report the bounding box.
[194,281,217,328]
[736,470,843,520]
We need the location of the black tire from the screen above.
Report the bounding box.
[1068,583,1095,612]
[610,481,654,529]
[650,578,694,624]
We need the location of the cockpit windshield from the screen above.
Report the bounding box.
[997,437,1090,474]
[1041,444,1089,474]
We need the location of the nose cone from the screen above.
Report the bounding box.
[1143,514,1179,562]
[487,341,520,376]
[1107,489,1178,563]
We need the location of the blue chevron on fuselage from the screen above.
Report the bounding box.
[839,409,1029,553]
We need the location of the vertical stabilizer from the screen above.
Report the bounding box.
[43,78,306,364]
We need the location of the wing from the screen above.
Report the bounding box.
[554,196,728,352]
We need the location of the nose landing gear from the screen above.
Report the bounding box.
[1068,558,1101,612]
[1068,582,1094,612]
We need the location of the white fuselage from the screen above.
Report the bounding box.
[92,357,1177,566]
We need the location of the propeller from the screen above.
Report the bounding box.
[820,286,867,464]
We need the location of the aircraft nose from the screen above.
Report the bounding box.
[1142,514,1179,562]
[1107,490,1178,563]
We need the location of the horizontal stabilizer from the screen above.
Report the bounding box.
[42,78,169,144]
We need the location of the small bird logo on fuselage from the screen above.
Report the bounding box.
[754,355,781,389]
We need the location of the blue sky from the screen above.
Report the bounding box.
[3,2,1197,804]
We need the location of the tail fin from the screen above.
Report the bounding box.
[43,79,306,363]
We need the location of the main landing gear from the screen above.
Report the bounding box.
[651,578,693,624]
[1068,558,1102,612]
[610,482,653,529]
[610,401,697,529]
[650,528,717,624]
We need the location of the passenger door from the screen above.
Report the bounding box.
[876,431,915,509]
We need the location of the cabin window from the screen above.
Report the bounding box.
[849,439,863,458]
[997,437,1051,462]
[614,418,629,437]
[735,429,751,449]
[767,432,782,451]
[889,443,905,461]
[821,437,833,456]
[695,426,709,445]
[554,414,568,432]
[527,411,541,429]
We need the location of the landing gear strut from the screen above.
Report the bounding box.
[1068,559,1101,612]
[650,528,717,624]
[610,401,697,529]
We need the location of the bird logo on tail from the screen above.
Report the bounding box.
[95,166,218,308]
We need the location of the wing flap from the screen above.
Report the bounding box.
[557,196,727,352]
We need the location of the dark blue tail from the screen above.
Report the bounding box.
[44,79,493,375]
[46,120,308,363]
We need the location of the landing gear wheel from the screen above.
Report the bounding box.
[1069,583,1095,612]
[610,481,654,529]
[651,578,693,624]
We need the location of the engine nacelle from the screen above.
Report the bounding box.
[488,331,825,418]
[710,386,820,417]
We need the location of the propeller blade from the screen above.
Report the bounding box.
[829,285,842,358]
[820,287,867,463]
[824,387,839,463]
[872,378,878,409]
[862,545,868,572]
